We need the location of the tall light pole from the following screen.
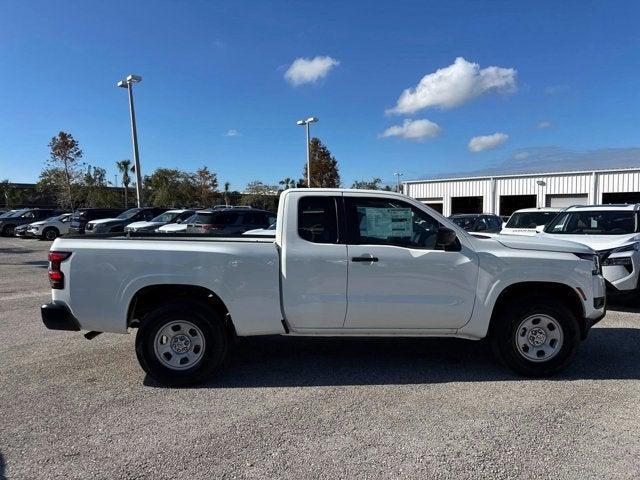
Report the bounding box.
[536,180,546,208]
[296,117,318,187]
[117,74,143,207]
[394,172,404,193]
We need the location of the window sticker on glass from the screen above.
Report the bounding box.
[358,207,413,238]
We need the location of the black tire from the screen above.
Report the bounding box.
[2,224,15,237]
[135,300,228,386]
[490,295,580,377]
[42,227,59,241]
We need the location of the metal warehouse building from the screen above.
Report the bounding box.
[403,167,640,217]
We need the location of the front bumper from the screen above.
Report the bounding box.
[41,302,80,331]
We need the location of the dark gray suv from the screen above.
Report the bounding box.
[0,208,60,236]
[186,208,276,235]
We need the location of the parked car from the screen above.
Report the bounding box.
[125,209,195,233]
[14,223,32,238]
[541,204,640,298]
[68,208,126,234]
[156,214,197,233]
[26,213,72,240]
[85,207,167,234]
[186,207,276,235]
[500,208,561,236]
[449,213,503,233]
[0,208,59,236]
[41,188,605,386]
[243,222,277,236]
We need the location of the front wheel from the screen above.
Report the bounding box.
[490,296,580,377]
[135,300,228,386]
[2,225,15,236]
[43,227,59,241]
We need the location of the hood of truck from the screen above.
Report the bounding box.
[495,234,594,254]
[537,232,640,252]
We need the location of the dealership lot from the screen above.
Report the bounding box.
[1,237,639,479]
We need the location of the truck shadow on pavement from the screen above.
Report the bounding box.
[144,327,640,388]
[0,451,5,480]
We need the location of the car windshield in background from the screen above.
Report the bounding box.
[450,216,476,229]
[506,212,558,229]
[117,208,142,220]
[151,211,181,223]
[192,212,238,225]
[3,210,27,219]
[546,211,638,235]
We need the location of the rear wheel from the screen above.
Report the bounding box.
[490,296,580,376]
[2,224,15,236]
[43,227,59,241]
[135,300,228,386]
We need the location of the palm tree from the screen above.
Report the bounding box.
[279,177,296,190]
[116,160,132,207]
[223,181,231,206]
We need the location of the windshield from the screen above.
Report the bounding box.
[0,210,19,219]
[449,216,477,229]
[150,211,182,223]
[116,208,142,220]
[545,210,638,235]
[506,211,558,229]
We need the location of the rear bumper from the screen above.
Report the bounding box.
[41,302,80,331]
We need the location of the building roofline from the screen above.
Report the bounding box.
[402,166,640,185]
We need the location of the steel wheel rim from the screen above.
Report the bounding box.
[153,320,206,371]
[514,314,564,363]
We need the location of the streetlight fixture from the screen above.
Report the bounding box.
[296,117,319,187]
[394,172,404,193]
[117,74,143,207]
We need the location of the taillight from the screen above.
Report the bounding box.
[48,251,71,289]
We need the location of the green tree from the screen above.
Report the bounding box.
[116,159,133,207]
[144,168,196,207]
[351,177,382,190]
[242,180,279,211]
[83,166,113,207]
[279,177,296,190]
[223,181,231,206]
[0,179,19,207]
[47,131,83,209]
[300,138,341,188]
[193,166,218,207]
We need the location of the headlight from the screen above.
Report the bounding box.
[575,253,601,275]
[611,242,640,253]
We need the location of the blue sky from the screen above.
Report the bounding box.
[1,0,639,189]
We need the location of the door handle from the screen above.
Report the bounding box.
[351,255,379,263]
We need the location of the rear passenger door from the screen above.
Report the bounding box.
[280,194,348,329]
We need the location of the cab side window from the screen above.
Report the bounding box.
[345,197,442,249]
[298,197,338,244]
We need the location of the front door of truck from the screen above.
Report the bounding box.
[280,194,348,329]
[343,195,478,330]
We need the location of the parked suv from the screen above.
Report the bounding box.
[85,207,168,234]
[501,208,561,236]
[186,207,276,235]
[541,204,640,297]
[69,208,126,234]
[448,213,503,233]
[0,208,59,236]
[124,209,196,233]
[26,213,72,240]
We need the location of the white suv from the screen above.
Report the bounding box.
[541,204,640,296]
[501,208,561,236]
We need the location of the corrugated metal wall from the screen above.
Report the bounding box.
[405,169,640,216]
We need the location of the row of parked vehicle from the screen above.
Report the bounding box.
[0,205,276,240]
[448,204,640,300]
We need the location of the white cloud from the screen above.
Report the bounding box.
[514,151,529,160]
[225,129,241,137]
[284,56,340,86]
[380,119,442,141]
[537,121,552,129]
[468,133,509,153]
[387,57,517,115]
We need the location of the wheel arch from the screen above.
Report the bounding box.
[127,284,236,338]
[488,281,587,339]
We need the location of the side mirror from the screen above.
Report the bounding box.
[535,225,544,232]
[436,227,457,247]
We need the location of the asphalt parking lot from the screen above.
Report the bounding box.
[1,237,639,479]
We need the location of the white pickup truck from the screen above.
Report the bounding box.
[41,189,606,386]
